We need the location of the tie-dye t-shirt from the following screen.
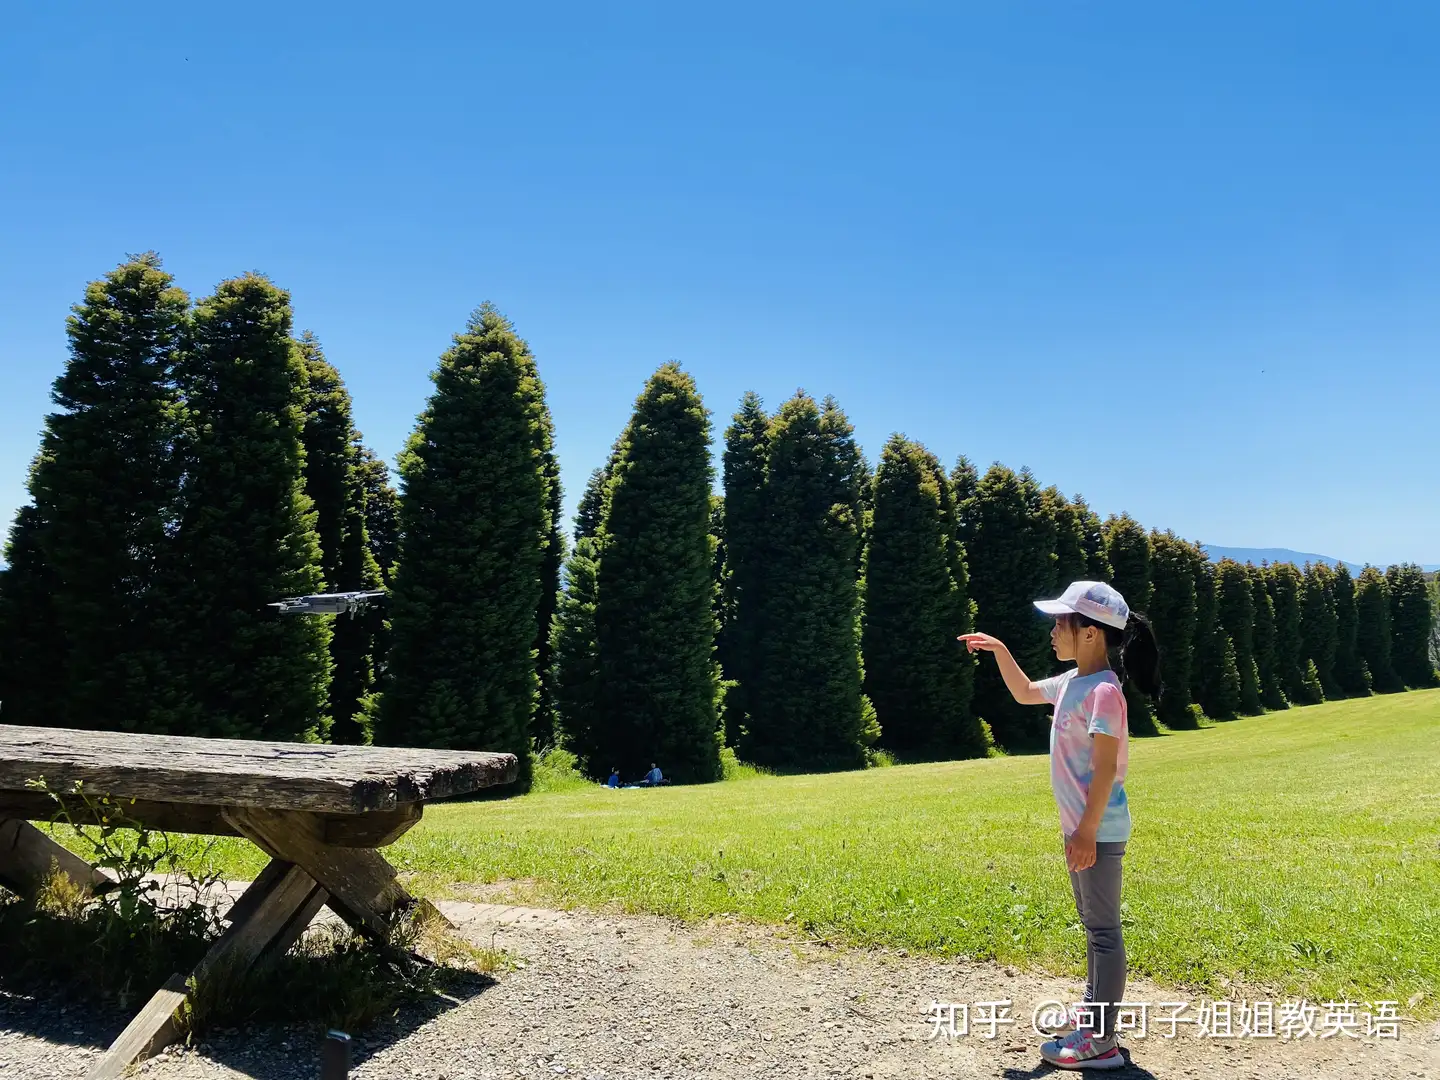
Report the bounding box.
[1037,668,1131,842]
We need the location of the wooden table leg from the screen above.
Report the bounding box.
[78,807,448,1080]
[0,816,112,899]
[223,806,450,939]
[83,859,328,1080]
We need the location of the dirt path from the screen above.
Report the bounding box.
[2,896,1436,1079]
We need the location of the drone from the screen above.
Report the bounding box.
[268,590,387,616]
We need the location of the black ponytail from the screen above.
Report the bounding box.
[1114,611,1161,698]
[1063,609,1163,698]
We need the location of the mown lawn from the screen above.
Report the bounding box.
[148,691,1440,1011]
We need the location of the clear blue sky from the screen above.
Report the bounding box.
[3,3,1438,566]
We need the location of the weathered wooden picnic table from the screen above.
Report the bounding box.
[0,724,518,1079]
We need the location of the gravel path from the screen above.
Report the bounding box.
[2,896,1436,1080]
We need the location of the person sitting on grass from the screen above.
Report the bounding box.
[641,762,663,786]
[607,767,620,788]
[959,579,1159,1073]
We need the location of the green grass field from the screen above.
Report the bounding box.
[167,692,1440,1012]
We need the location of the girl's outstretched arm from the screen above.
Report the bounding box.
[957,633,1049,705]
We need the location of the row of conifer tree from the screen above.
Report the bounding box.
[1,256,1433,787]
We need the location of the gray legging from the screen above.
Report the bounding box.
[1067,840,1127,1040]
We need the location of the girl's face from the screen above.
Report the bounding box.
[1050,616,1077,661]
[1051,614,1100,661]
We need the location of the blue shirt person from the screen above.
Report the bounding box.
[607,768,620,788]
[644,764,663,785]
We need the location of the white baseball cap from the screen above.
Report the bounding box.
[1033,580,1130,630]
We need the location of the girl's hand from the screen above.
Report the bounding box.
[1066,828,1097,872]
[957,632,1006,654]
[958,632,1047,704]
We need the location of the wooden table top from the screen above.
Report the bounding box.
[0,725,518,814]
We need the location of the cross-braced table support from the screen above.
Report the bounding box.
[0,806,441,1080]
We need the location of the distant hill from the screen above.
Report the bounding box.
[1201,545,1440,574]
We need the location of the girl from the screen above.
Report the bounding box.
[959,579,1159,1072]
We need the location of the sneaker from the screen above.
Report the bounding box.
[1039,1027,1126,1071]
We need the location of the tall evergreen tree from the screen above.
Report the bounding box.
[949,455,979,544]
[1299,562,1340,699]
[552,535,602,770]
[0,499,67,727]
[1103,513,1158,734]
[593,363,722,782]
[1190,556,1224,717]
[299,334,383,743]
[827,400,882,756]
[708,495,743,748]
[742,392,876,769]
[166,273,330,740]
[355,447,399,586]
[964,464,1056,749]
[548,468,616,767]
[934,452,980,738]
[2,255,190,732]
[574,468,608,541]
[353,445,399,714]
[1354,567,1401,693]
[855,448,876,578]
[1103,514,1152,611]
[340,440,386,743]
[1385,563,1435,689]
[1148,531,1198,727]
[1191,554,1240,720]
[378,305,556,784]
[1214,558,1263,714]
[1428,575,1440,672]
[1072,495,1112,581]
[709,494,741,745]
[1215,634,1244,719]
[1332,562,1370,696]
[720,392,771,744]
[1267,563,1307,703]
[550,440,625,769]
[862,435,983,760]
[299,334,350,595]
[1249,563,1288,710]
[533,398,566,752]
[710,493,729,656]
[1044,487,1089,591]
